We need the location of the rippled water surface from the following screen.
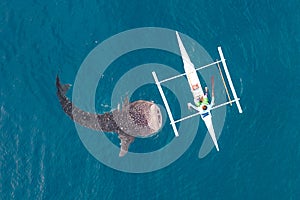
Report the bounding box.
[0,0,299,199]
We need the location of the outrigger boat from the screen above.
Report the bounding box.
[152,31,243,151]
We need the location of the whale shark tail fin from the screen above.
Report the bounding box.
[56,75,72,95]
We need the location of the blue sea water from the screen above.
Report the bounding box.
[1,0,300,199]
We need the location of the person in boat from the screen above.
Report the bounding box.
[188,87,215,115]
[192,84,201,107]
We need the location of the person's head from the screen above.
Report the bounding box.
[202,105,207,110]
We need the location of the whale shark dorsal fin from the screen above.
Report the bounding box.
[118,134,135,157]
[122,96,129,110]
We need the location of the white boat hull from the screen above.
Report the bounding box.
[175,32,204,100]
[202,113,219,151]
[176,31,219,151]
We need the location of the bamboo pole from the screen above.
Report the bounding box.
[217,60,232,106]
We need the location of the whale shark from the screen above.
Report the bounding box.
[56,75,162,157]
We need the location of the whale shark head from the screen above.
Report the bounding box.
[148,104,162,132]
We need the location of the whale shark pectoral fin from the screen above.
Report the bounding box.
[118,134,135,157]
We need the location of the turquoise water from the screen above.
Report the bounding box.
[1,0,300,199]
